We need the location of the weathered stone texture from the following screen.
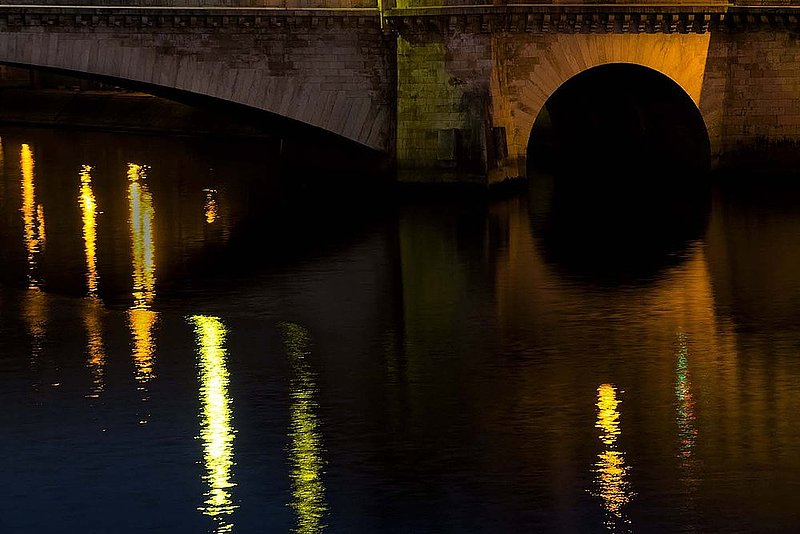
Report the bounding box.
[710,30,800,171]
[397,30,718,183]
[397,33,494,182]
[0,9,393,150]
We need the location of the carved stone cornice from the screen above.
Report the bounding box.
[0,6,382,30]
[386,5,800,34]
[726,6,800,31]
[0,4,796,33]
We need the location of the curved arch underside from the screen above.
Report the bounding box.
[492,32,723,179]
[0,20,392,151]
[528,63,712,178]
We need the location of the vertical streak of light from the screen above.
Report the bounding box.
[84,298,105,397]
[80,166,104,394]
[676,333,697,461]
[37,203,46,249]
[20,144,47,377]
[129,308,157,390]
[128,163,155,308]
[676,332,698,503]
[283,322,327,534]
[204,188,218,224]
[20,144,44,288]
[190,315,236,533]
[593,383,633,532]
[22,288,47,377]
[79,165,99,295]
[127,163,157,418]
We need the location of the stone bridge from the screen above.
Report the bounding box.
[0,1,799,184]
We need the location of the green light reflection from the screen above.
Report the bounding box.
[283,322,327,534]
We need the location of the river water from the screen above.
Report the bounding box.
[0,126,798,533]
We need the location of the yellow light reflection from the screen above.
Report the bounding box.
[23,287,47,375]
[20,144,45,288]
[593,384,633,532]
[129,308,157,387]
[204,189,218,224]
[79,165,99,295]
[190,315,236,533]
[128,163,155,308]
[84,297,105,397]
[127,163,157,415]
[37,203,46,248]
[676,331,698,495]
[283,322,327,534]
[676,333,697,460]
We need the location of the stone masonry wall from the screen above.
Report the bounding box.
[711,29,800,173]
[0,9,393,150]
[397,32,493,183]
[396,28,720,183]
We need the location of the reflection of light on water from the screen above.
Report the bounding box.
[190,315,236,533]
[84,297,105,397]
[22,287,47,374]
[79,165,99,295]
[675,331,699,512]
[21,144,46,288]
[592,383,633,532]
[128,163,155,308]
[283,322,327,534]
[37,204,46,248]
[127,163,157,417]
[676,332,697,461]
[129,308,157,388]
[20,144,48,376]
[204,189,218,224]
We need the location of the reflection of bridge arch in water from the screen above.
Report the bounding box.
[525,187,711,286]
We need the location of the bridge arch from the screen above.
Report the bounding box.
[0,11,392,151]
[495,33,721,181]
[526,62,711,179]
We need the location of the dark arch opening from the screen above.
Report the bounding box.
[528,63,711,181]
[525,64,712,285]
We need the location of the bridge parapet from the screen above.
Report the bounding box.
[0,0,377,7]
[387,5,729,34]
[392,0,730,7]
[0,5,382,28]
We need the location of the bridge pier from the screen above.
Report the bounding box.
[395,30,525,186]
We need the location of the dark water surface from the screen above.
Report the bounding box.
[0,127,799,533]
